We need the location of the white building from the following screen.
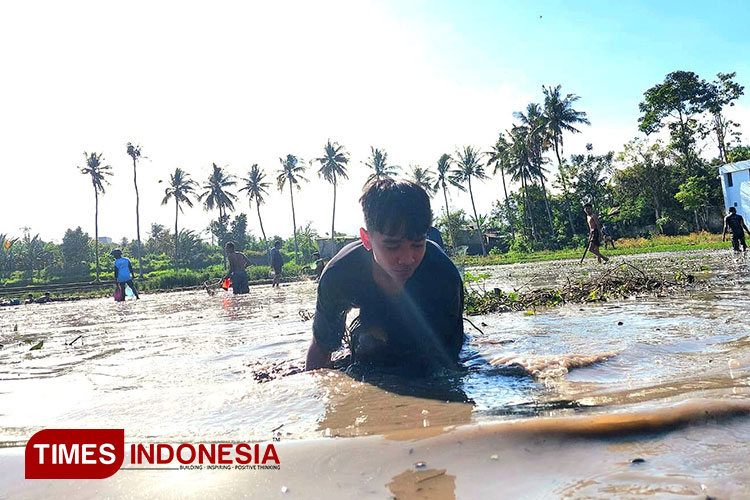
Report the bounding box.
[719,160,750,216]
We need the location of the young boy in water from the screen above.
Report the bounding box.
[305,179,465,372]
[583,203,609,263]
[111,249,140,299]
[224,241,251,294]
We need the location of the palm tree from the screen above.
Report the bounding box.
[240,164,272,263]
[486,133,516,238]
[199,163,237,267]
[452,146,489,256]
[199,163,238,220]
[363,147,400,187]
[515,103,555,237]
[126,143,144,277]
[315,140,349,251]
[506,126,538,241]
[161,168,197,271]
[408,165,437,195]
[543,85,590,235]
[277,154,308,264]
[78,152,112,281]
[433,154,465,249]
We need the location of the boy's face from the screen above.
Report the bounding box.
[360,228,426,285]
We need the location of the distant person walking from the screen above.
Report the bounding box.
[271,240,283,287]
[722,207,750,252]
[583,204,609,263]
[111,249,140,300]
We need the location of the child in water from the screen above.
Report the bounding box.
[111,249,140,300]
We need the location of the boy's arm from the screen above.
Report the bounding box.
[114,265,119,281]
[128,262,134,277]
[243,253,251,268]
[306,273,350,370]
[722,217,728,241]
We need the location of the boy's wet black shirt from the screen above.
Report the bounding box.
[313,240,464,370]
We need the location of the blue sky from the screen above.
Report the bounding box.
[1,0,749,242]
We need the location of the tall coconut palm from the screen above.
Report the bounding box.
[199,163,238,220]
[408,165,437,195]
[485,133,516,238]
[277,154,308,264]
[126,142,144,277]
[506,126,538,241]
[515,103,555,237]
[452,146,489,256]
[315,140,349,250]
[78,152,112,281]
[240,164,272,263]
[542,85,590,234]
[363,147,400,187]
[199,163,237,267]
[432,153,465,248]
[161,168,197,271]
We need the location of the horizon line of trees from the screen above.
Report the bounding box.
[3,69,749,283]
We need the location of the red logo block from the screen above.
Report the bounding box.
[25,429,125,479]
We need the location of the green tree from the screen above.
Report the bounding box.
[408,165,437,195]
[315,140,349,250]
[705,72,745,162]
[542,84,590,235]
[78,151,112,281]
[727,145,750,162]
[126,142,144,276]
[61,227,92,277]
[364,147,399,187]
[277,154,308,264]
[432,153,464,248]
[515,103,555,237]
[230,213,249,251]
[161,167,197,270]
[485,134,516,239]
[506,126,538,241]
[453,145,488,256]
[638,71,710,176]
[615,139,673,227]
[240,164,272,263]
[145,223,173,255]
[675,176,711,228]
[199,163,237,266]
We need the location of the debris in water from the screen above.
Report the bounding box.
[68,335,83,346]
[630,458,645,464]
[281,486,288,493]
[30,341,43,351]
[617,321,624,326]
[414,461,426,469]
[490,454,499,460]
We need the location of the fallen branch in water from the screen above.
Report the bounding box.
[465,263,703,315]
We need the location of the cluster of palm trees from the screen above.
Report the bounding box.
[77,84,589,278]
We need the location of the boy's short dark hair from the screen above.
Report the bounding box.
[359,179,431,239]
[225,241,235,251]
[583,203,593,209]
[274,240,282,247]
[729,207,737,213]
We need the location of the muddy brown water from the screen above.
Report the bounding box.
[2,249,750,498]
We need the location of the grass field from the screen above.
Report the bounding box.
[459,232,731,267]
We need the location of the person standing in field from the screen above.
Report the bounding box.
[224,241,251,294]
[270,240,283,287]
[583,204,609,263]
[111,249,140,299]
[722,207,750,252]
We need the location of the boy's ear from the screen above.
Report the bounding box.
[360,227,372,251]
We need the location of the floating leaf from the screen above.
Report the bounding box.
[30,341,43,351]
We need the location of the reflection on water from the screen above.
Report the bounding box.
[1,250,750,448]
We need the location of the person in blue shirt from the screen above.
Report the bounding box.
[110,249,140,299]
